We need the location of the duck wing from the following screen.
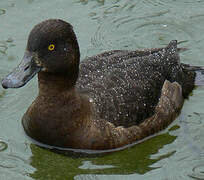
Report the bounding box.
[76,41,189,127]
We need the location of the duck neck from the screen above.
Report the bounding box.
[38,71,78,96]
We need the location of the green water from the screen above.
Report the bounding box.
[0,0,204,179]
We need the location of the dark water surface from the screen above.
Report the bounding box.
[0,0,204,179]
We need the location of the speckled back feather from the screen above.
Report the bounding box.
[76,41,195,128]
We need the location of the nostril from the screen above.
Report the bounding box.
[24,66,30,71]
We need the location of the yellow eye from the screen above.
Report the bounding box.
[48,44,55,51]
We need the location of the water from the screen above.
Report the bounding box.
[0,0,204,179]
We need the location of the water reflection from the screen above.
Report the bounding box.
[29,132,176,179]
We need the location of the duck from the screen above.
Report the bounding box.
[1,19,202,150]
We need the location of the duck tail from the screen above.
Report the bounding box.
[181,63,204,86]
[178,47,188,52]
[177,40,188,52]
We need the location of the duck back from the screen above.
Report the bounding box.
[77,41,195,128]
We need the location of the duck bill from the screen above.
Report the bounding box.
[1,51,41,89]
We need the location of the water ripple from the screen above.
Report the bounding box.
[0,9,6,15]
[133,21,193,48]
[0,142,33,176]
[79,161,114,170]
[91,15,193,51]
[0,154,27,169]
[0,42,8,54]
[0,140,8,152]
[189,163,204,180]
[84,1,145,20]
[0,38,15,55]
[142,0,204,7]
[141,0,167,7]
[181,112,203,125]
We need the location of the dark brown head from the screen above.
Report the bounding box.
[2,19,80,88]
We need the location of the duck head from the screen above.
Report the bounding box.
[2,19,80,89]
